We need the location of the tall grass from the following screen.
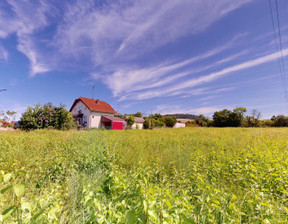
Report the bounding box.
[1,128,288,223]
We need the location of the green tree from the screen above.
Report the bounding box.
[155,119,166,127]
[212,109,231,127]
[6,110,17,122]
[133,112,143,117]
[195,114,209,127]
[244,109,261,127]
[231,107,246,127]
[126,115,135,127]
[150,113,163,120]
[212,108,247,127]
[233,107,247,116]
[143,117,154,129]
[163,116,177,127]
[20,104,74,130]
[271,115,288,127]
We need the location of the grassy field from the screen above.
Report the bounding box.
[1,128,288,223]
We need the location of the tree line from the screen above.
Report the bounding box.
[188,107,288,127]
[3,104,288,130]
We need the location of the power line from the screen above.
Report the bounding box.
[275,0,288,100]
[268,0,288,101]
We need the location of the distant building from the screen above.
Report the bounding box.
[70,97,126,130]
[132,117,145,129]
[174,122,186,128]
[173,118,193,128]
[101,115,127,130]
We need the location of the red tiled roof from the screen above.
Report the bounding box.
[70,97,116,114]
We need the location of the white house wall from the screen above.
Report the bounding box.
[90,112,114,128]
[174,123,186,128]
[71,101,114,128]
[71,101,91,126]
[132,122,143,129]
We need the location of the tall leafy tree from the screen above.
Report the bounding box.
[213,109,231,127]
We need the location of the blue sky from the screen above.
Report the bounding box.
[1,0,288,119]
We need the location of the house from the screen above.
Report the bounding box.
[70,97,126,129]
[102,116,127,130]
[132,117,145,129]
[174,122,186,128]
[173,118,192,128]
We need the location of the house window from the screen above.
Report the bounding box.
[83,116,87,126]
[79,106,82,113]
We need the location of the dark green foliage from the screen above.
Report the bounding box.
[126,115,135,127]
[163,116,177,127]
[164,113,197,119]
[132,112,143,117]
[143,117,156,129]
[271,115,288,127]
[19,104,74,130]
[261,119,273,127]
[149,113,163,120]
[195,114,210,127]
[143,114,176,128]
[212,107,246,127]
[115,113,125,119]
[213,109,232,127]
[243,109,261,127]
[117,112,143,119]
[154,119,165,127]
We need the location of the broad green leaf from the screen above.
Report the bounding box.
[2,205,16,216]
[4,173,12,183]
[126,211,136,224]
[13,184,25,197]
[16,170,27,175]
[0,185,12,194]
[32,210,44,221]
[1,206,16,222]
[165,199,172,209]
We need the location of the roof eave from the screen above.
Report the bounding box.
[91,110,116,114]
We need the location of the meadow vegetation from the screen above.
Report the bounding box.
[1,128,288,223]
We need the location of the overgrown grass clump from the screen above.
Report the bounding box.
[1,128,288,223]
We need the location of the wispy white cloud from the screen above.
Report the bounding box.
[104,40,249,98]
[0,0,253,81]
[199,95,220,101]
[0,44,8,61]
[54,0,252,65]
[128,48,288,100]
[17,37,50,76]
[0,0,52,75]
[153,104,223,116]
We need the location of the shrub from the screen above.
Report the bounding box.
[2,121,10,127]
[20,104,74,131]
[163,116,177,127]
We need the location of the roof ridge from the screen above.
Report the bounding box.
[70,97,116,114]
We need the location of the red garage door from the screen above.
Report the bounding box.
[112,122,123,130]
